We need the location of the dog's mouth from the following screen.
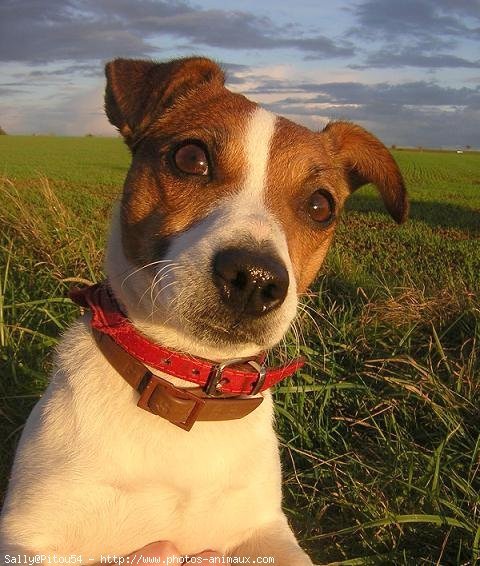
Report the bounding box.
[202,324,259,346]
[175,302,283,348]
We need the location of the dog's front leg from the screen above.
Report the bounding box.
[229,515,314,566]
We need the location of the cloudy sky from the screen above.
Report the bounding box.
[1,0,479,148]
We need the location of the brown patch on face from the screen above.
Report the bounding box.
[264,116,408,293]
[264,116,350,293]
[120,84,258,265]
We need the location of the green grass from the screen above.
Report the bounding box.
[1,137,479,565]
[0,135,130,185]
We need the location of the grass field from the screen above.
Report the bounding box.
[0,135,479,565]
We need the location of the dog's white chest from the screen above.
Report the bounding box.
[1,320,282,558]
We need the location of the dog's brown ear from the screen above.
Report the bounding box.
[105,57,225,147]
[323,121,409,224]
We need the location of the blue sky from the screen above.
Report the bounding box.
[1,0,479,147]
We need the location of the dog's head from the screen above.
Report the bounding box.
[104,57,408,360]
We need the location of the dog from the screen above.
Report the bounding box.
[0,57,408,565]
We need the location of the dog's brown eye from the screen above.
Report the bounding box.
[307,190,335,224]
[173,143,209,176]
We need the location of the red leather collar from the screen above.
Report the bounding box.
[70,282,304,396]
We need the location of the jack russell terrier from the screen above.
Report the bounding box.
[0,57,408,565]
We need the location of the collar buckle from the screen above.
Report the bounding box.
[136,370,264,430]
[205,358,267,397]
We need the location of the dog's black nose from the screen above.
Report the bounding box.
[212,248,289,317]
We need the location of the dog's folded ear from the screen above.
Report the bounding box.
[105,57,225,148]
[323,121,409,224]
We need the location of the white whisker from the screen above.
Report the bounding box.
[121,259,177,290]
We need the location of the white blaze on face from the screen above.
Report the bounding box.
[224,106,293,274]
[243,107,277,204]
